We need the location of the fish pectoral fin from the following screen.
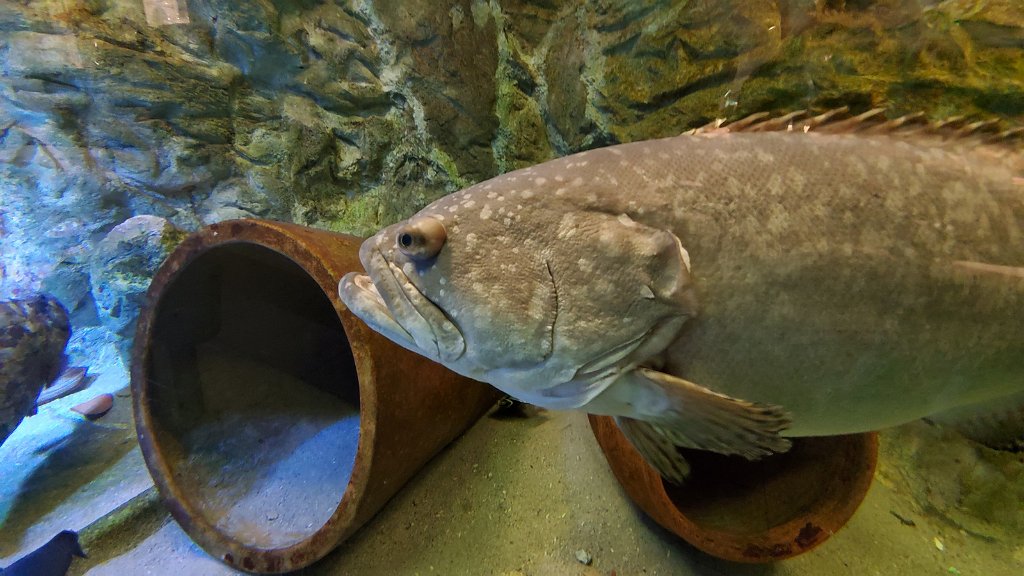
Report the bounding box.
[633,367,792,461]
[614,416,692,485]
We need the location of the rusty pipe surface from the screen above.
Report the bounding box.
[132,219,500,573]
[589,415,878,563]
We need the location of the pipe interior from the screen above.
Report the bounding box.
[145,243,360,549]
[663,436,859,536]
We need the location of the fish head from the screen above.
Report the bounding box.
[339,176,699,406]
[340,198,563,388]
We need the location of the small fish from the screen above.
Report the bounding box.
[339,110,1024,483]
[36,366,89,406]
[1,530,86,576]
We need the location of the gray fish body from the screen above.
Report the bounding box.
[341,128,1023,478]
[630,131,1024,436]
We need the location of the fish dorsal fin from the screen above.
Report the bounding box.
[687,107,1023,146]
[685,106,1024,175]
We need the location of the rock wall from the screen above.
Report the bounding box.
[2,0,1023,337]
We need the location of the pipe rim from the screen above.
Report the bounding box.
[587,414,878,563]
[131,220,377,573]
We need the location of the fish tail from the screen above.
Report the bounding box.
[927,391,1024,451]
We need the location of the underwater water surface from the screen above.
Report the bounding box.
[1,1,1023,575]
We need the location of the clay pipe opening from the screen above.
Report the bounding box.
[132,220,500,573]
[589,415,878,563]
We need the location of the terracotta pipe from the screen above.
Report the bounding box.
[589,415,877,562]
[132,219,501,573]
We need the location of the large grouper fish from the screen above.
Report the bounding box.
[339,109,1024,483]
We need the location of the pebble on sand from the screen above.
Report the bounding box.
[71,394,114,419]
[575,548,593,565]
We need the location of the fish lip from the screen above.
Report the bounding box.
[345,239,465,363]
[339,269,420,353]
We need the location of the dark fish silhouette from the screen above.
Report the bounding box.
[1,530,86,576]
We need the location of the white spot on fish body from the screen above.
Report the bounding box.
[439,277,446,285]
[464,200,476,208]
[466,232,478,246]
[487,191,498,199]
[555,175,566,183]
[522,190,535,199]
[572,177,584,187]
[480,206,493,219]
[577,258,594,273]
[534,177,547,186]
[497,196,505,202]
[558,223,577,240]
[448,206,458,213]
[555,187,567,196]
[503,218,512,226]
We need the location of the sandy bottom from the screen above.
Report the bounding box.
[170,349,360,549]
[0,342,152,566]
[65,403,1023,576]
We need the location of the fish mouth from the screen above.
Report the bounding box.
[338,243,465,363]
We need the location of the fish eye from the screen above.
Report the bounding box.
[395,215,446,261]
